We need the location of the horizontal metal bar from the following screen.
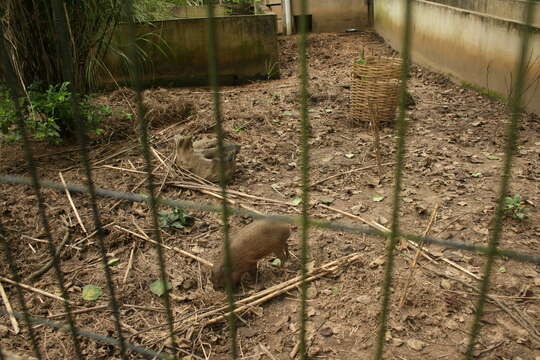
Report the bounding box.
[1,310,171,359]
[2,174,538,265]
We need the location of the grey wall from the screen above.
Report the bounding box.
[375,0,540,115]
[101,15,279,87]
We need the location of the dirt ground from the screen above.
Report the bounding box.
[1,31,539,360]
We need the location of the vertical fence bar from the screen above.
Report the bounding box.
[0,224,43,360]
[297,0,311,358]
[0,16,84,360]
[123,0,178,355]
[464,1,536,358]
[48,1,129,358]
[373,0,414,358]
[205,2,237,358]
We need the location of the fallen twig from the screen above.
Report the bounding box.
[399,203,439,308]
[123,243,136,284]
[311,162,395,188]
[200,253,361,327]
[199,189,262,215]
[26,230,72,282]
[320,204,481,281]
[408,254,540,345]
[259,344,277,360]
[0,280,19,333]
[71,222,114,247]
[47,304,108,319]
[114,225,213,267]
[0,276,71,304]
[59,172,87,233]
[172,182,296,208]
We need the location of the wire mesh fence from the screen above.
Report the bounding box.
[0,0,538,359]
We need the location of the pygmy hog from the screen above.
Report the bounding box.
[212,219,291,290]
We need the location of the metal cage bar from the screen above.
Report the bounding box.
[206,1,238,358]
[464,1,537,358]
[373,0,414,358]
[124,0,179,355]
[49,0,129,357]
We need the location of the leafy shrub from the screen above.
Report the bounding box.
[504,194,527,220]
[0,82,112,143]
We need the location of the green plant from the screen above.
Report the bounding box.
[357,57,366,65]
[0,82,111,143]
[461,81,506,102]
[158,208,194,229]
[504,194,527,220]
[223,0,255,15]
[264,60,279,80]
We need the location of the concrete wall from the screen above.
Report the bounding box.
[426,0,540,26]
[375,0,540,115]
[291,0,370,33]
[101,15,279,87]
[262,0,370,33]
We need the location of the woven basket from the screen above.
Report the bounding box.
[350,56,402,127]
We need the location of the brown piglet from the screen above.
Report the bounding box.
[212,219,291,290]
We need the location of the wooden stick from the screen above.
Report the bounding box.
[22,235,81,251]
[320,204,483,282]
[289,341,300,359]
[151,253,360,340]
[369,102,383,176]
[101,165,157,175]
[26,231,71,282]
[123,244,136,284]
[48,304,108,319]
[0,277,71,304]
[59,172,87,233]
[310,162,395,188]
[398,203,439,308]
[71,222,114,247]
[409,254,540,344]
[92,144,138,167]
[114,225,213,267]
[173,182,296,207]
[319,204,387,232]
[195,253,360,326]
[200,189,262,215]
[203,255,360,326]
[0,281,19,334]
[260,344,278,360]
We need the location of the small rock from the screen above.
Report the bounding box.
[534,277,540,286]
[191,246,204,254]
[307,286,318,299]
[356,295,371,304]
[238,326,257,338]
[523,268,537,278]
[309,346,322,356]
[319,327,333,337]
[351,203,368,214]
[369,256,385,268]
[182,279,195,290]
[0,325,9,337]
[392,338,404,347]
[415,204,428,215]
[406,339,426,351]
[445,319,459,330]
[440,279,452,290]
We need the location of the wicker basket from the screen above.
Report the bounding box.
[350,56,402,127]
